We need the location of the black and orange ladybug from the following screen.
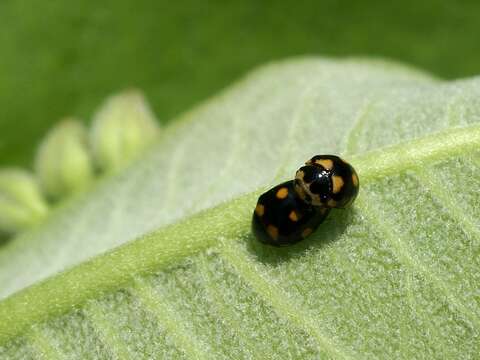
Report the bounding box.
[252,155,359,246]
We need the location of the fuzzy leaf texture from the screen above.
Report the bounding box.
[1,57,480,359]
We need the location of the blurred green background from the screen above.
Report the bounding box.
[1,0,479,167]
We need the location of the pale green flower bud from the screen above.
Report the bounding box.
[90,89,160,173]
[0,169,49,234]
[35,119,94,200]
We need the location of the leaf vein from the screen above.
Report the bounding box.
[83,303,131,360]
[356,196,480,329]
[273,80,324,181]
[344,100,374,155]
[218,241,359,360]
[413,169,480,243]
[130,277,212,360]
[196,253,272,359]
[27,326,63,360]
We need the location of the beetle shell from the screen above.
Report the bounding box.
[295,155,359,208]
[252,180,330,246]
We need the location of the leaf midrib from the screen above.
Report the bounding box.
[1,123,480,344]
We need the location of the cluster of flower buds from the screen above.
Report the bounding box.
[0,90,161,237]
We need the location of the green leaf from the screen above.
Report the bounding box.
[2,57,480,358]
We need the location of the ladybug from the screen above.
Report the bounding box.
[252,155,359,246]
[252,180,330,246]
[295,155,359,208]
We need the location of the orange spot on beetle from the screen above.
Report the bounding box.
[276,187,289,199]
[332,175,344,194]
[267,225,279,240]
[255,204,265,216]
[315,159,333,170]
[352,173,359,187]
[327,199,337,207]
[301,228,313,238]
[289,210,299,222]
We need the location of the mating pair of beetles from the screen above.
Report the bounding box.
[252,155,359,246]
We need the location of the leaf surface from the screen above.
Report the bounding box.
[1,58,480,359]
